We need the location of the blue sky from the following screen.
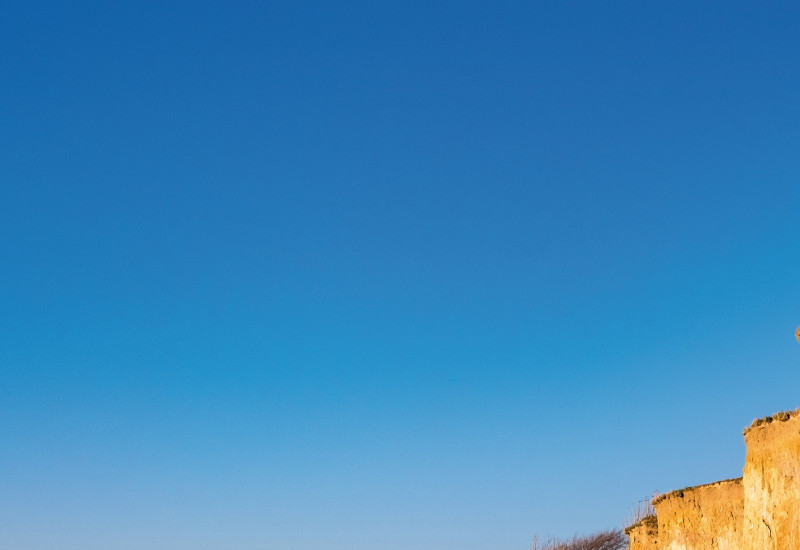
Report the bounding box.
[2,2,799,549]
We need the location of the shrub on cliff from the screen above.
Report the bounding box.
[531,529,626,550]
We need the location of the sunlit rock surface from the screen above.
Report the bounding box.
[743,410,800,550]
[651,477,743,550]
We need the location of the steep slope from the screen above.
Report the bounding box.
[742,410,800,550]
[652,477,743,550]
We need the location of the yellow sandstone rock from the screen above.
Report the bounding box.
[652,478,743,550]
[743,409,800,550]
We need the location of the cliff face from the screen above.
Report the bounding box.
[625,515,658,550]
[743,410,800,550]
[652,478,743,550]
[624,406,800,550]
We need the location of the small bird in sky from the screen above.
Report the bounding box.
[796,327,800,343]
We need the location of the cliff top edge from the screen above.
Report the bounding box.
[623,514,657,535]
[743,408,800,436]
[652,477,743,506]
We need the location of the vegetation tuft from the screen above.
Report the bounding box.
[623,514,657,536]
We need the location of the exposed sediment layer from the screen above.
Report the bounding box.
[743,409,800,550]
[653,477,743,550]
[624,515,658,550]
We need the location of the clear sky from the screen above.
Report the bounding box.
[2,2,799,549]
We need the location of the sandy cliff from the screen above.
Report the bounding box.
[625,515,658,550]
[651,477,743,550]
[624,406,800,550]
[742,410,800,550]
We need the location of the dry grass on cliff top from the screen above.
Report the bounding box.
[623,514,657,536]
[743,408,800,435]
[651,477,742,506]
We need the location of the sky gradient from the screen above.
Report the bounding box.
[2,2,800,549]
